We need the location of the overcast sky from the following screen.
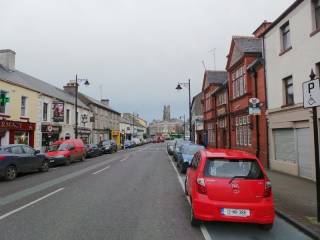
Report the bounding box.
[1,0,294,122]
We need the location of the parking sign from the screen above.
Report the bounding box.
[302,79,320,108]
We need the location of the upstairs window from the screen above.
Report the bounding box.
[43,103,48,121]
[314,0,320,30]
[280,22,291,51]
[217,92,226,106]
[66,109,70,124]
[0,90,8,114]
[283,76,294,106]
[232,66,246,99]
[21,96,27,116]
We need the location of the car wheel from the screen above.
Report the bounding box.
[190,204,200,227]
[180,164,185,174]
[64,157,71,166]
[259,223,273,231]
[39,160,49,172]
[5,165,17,181]
[80,154,85,162]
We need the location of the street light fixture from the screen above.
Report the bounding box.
[74,74,89,139]
[175,79,192,142]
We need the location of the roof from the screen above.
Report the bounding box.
[78,93,120,115]
[191,92,203,116]
[202,148,257,160]
[233,37,262,53]
[119,117,131,124]
[0,65,88,109]
[261,0,304,36]
[206,71,227,85]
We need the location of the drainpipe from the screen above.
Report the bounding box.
[262,36,269,169]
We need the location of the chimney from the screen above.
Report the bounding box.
[63,81,77,96]
[101,99,110,107]
[0,49,16,70]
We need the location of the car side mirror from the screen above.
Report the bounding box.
[35,150,40,155]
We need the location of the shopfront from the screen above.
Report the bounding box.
[0,120,36,147]
[77,127,91,144]
[41,124,62,150]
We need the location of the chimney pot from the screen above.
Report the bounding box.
[0,49,16,70]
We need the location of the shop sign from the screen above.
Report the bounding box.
[52,101,64,122]
[77,127,91,134]
[0,120,35,131]
[0,96,10,105]
[41,124,62,133]
[248,98,261,115]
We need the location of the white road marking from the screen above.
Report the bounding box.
[0,188,64,221]
[120,154,130,162]
[167,152,213,240]
[92,165,110,175]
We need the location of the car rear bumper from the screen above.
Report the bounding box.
[193,196,275,224]
[48,156,67,166]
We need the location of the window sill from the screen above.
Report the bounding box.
[310,28,320,37]
[279,47,292,56]
[0,114,10,118]
[230,93,250,102]
[20,116,30,121]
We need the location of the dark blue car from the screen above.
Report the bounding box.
[177,144,204,174]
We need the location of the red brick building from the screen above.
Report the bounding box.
[225,26,269,167]
[202,70,228,148]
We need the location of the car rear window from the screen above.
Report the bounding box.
[204,158,264,179]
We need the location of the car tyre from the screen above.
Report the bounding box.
[39,160,49,172]
[184,179,188,196]
[259,223,273,231]
[190,204,200,227]
[5,165,17,181]
[64,157,71,166]
[80,154,85,162]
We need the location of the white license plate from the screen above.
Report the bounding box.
[50,160,55,163]
[221,208,250,217]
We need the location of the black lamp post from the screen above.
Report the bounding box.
[176,78,192,141]
[74,74,89,139]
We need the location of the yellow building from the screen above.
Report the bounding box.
[0,72,39,147]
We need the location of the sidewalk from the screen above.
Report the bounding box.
[267,170,320,239]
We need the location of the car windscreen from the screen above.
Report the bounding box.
[204,158,264,179]
[48,144,69,151]
[182,145,203,155]
[102,140,111,145]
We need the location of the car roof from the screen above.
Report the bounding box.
[202,148,257,160]
[0,144,28,148]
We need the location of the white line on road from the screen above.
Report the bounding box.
[167,152,213,240]
[92,165,110,175]
[120,155,130,162]
[0,188,64,221]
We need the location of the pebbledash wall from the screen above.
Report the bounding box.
[263,0,320,180]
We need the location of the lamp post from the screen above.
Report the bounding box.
[74,74,89,139]
[176,78,192,141]
[179,115,186,140]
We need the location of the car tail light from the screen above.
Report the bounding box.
[196,176,207,195]
[263,180,272,198]
[0,155,5,161]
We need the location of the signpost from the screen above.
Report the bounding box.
[303,70,320,222]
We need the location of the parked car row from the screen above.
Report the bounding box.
[167,140,275,231]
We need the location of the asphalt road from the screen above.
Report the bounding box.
[0,143,313,240]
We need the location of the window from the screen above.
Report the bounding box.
[218,118,226,128]
[43,103,48,121]
[191,153,201,169]
[10,146,24,155]
[207,122,215,145]
[21,96,27,116]
[66,109,70,124]
[316,62,320,77]
[314,0,320,29]
[217,92,226,106]
[235,116,251,147]
[22,145,35,155]
[280,22,291,51]
[232,66,246,99]
[284,76,294,105]
[0,90,8,114]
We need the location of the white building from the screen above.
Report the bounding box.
[263,0,320,180]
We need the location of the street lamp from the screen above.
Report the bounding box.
[74,74,89,139]
[176,78,192,142]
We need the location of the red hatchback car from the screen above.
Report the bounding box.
[185,148,275,230]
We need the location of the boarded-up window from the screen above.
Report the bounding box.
[273,128,296,162]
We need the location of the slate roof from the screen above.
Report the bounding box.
[0,65,88,109]
[119,117,131,125]
[233,37,262,54]
[78,93,120,115]
[206,71,227,85]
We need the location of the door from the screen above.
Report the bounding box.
[9,146,28,172]
[22,145,41,169]
[297,128,314,180]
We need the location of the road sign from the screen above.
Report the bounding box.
[248,98,261,115]
[303,79,320,108]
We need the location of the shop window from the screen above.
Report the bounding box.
[235,115,251,147]
[283,76,294,106]
[280,22,291,52]
[314,0,320,30]
[232,66,246,99]
[0,90,8,114]
[14,131,29,145]
[43,103,48,121]
[21,96,27,117]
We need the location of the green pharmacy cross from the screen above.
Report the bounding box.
[0,96,10,105]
